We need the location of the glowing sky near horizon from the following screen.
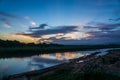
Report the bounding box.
[0,0,120,44]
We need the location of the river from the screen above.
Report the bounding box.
[0,48,119,78]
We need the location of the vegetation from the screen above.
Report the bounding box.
[0,39,120,58]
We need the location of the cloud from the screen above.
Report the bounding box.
[15,24,92,44]
[0,18,9,23]
[19,25,78,37]
[30,21,36,26]
[0,18,12,28]
[3,24,12,28]
[0,12,35,28]
[14,22,120,44]
[82,22,120,44]
[85,22,120,31]
[0,12,37,25]
[29,24,48,29]
[0,11,26,28]
[59,32,91,40]
[89,30,120,38]
[99,23,120,31]
[24,16,30,19]
[109,18,120,21]
[59,22,119,44]
[23,16,38,26]
[49,30,120,45]
[39,24,48,29]
[0,12,19,19]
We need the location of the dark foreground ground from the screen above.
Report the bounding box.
[3,49,119,80]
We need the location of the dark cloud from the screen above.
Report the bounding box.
[0,18,13,27]
[52,30,120,45]
[39,24,48,29]
[87,31,120,44]
[85,22,120,31]
[0,12,19,18]
[0,18,7,22]
[63,22,120,44]
[82,22,120,44]
[89,30,120,38]
[0,11,28,28]
[98,23,120,31]
[18,25,78,37]
[16,22,120,44]
[29,24,48,30]
[87,22,120,36]
[109,18,120,21]
[54,38,120,45]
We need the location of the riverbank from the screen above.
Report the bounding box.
[8,49,120,80]
[1,40,120,58]
[1,45,120,58]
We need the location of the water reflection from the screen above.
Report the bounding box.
[40,52,86,60]
[30,68,35,71]
[1,65,9,70]
[0,51,89,78]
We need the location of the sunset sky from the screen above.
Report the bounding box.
[0,0,120,44]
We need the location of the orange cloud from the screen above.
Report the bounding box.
[1,33,38,44]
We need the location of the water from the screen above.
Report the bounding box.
[0,48,119,77]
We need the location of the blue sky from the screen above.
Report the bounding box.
[0,0,120,44]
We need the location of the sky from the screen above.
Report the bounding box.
[0,0,120,44]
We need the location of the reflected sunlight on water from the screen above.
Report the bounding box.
[39,52,86,60]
